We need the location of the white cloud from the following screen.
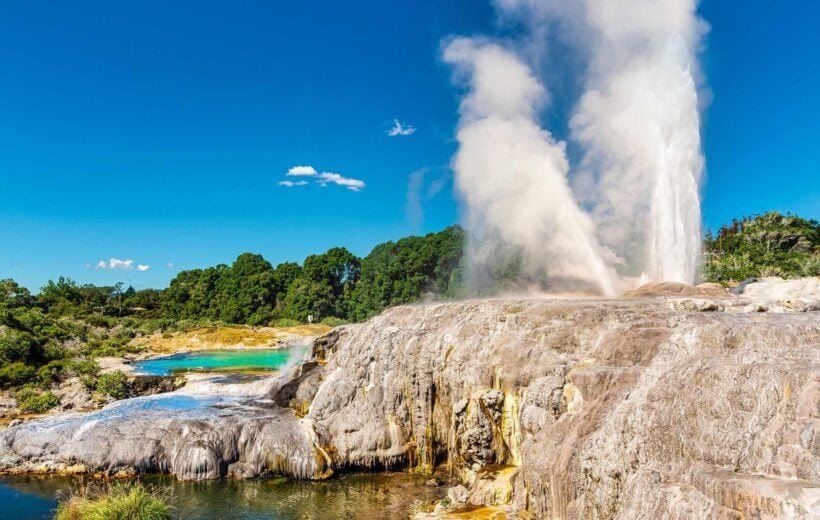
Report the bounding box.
[108,258,133,270]
[167,262,175,268]
[317,172,365,191]
[286,165,318,176]
[387,119,416,137]
[94,258,150,271]
[278,180,309,188]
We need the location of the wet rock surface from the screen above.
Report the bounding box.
[1,279,818,518]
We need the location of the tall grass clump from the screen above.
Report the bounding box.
[54,482,172,520]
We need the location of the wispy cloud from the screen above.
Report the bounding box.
[286,165,318,177]
[278,180,309,188]
[405,167,449,230]
[94,258,150,271]
[167,262,175,268]
[387,119,416,137]
[405,168,429,230]
[279,165,365,191]
[317,172,365,191]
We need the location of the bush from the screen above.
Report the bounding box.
[80,374,97,390]
[18,390,59,413]
[271,318,300,328]
[43,340,68,361]
[319,317,348,327]
[83,315,112,328]
[0,362,36,388]
[37,360,69,384]
[55,482,172,520]
[96,370,128,399]
[13,384,39,402]
[0,329,38,363]
[70,357,100,376]
[84,337,138,357]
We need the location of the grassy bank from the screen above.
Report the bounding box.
[54,482,172,520]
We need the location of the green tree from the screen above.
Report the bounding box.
[703,212,819,284]
[280,277,334,321]
[348,226,465,320]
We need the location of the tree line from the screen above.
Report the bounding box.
[1,213,817,397]
[161,225,466,325]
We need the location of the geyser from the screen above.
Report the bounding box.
[447,0,706,291]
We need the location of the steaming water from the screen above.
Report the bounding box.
[447,0,705,290]
[132,349,295,376]
[0,472,443,519]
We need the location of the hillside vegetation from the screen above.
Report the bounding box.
[0,226,464,399]
[703,212,819,284]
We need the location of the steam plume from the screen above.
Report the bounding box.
[443,39,616,296]
[447,0,706,291]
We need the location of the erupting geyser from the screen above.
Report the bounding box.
[446,0,706,292]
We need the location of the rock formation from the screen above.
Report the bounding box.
[1,279,818,518]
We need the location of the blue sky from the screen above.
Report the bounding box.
[1,0,817,291]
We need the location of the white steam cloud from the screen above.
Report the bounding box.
[446,0,706,292]
[444,39,615,295]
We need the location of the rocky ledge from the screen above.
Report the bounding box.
[1,278,818,519]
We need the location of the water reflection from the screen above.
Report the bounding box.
[0,472,442,520]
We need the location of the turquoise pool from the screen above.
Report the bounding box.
[132,349,297,376]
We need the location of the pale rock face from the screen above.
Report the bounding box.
[0,279,818,519]
[299,296,818,519]
[733,277,820,301]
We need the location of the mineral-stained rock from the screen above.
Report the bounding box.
[295,297,818,518]
[1,289,818,518]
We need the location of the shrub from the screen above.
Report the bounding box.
[13,384,39,402]
[319,317,348,327]
[96,370,129,399]
[83,315,112,328]
[84,337,138,357]
[80,374,97,390]
[0,362,36,388]
[70,357,100,376]
[18,390,59,413]
[137,319,170,336]
[43,340,68,361]
[55,482,172,520]
[37,360,69,384]
[271,318,300,328]
[0,329,38,363]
